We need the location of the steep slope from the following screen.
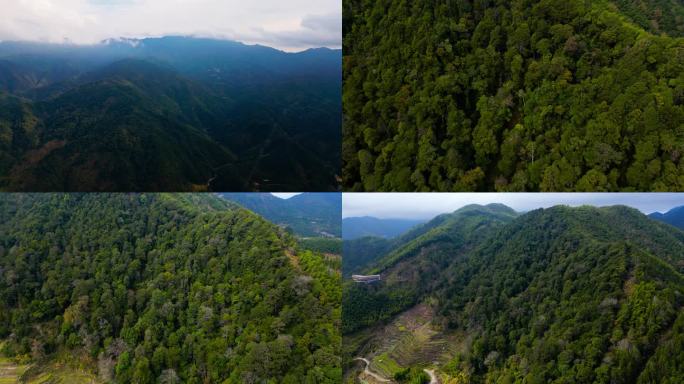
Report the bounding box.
[343,204,518,279]
[220,193,342,237]
[0,93,41,186]
[343,204,519,333]
[342,217,427,240]
[343,0,684,191]
[342,237,393,277]
[1,60,238,192]
[0,193,341,383]
[344,205,684,383]
[650,205,684,229]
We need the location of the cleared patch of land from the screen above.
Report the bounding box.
[0,343,100,384]
[0,358,28,384]
[346,303,467,382]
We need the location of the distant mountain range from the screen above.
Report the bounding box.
[0,37,341,191]
[220,193,341,238]
[650,206,684,229]
[342,217,427,240]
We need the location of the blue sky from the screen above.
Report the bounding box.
[343,193,684,219]
[0,0,340,51]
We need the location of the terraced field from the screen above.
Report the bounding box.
[0,357,27,384]
[25,369,98,383]
[349,303,466,382]
[0,362,99,384]
[0,344,99,384]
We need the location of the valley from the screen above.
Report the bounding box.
[220,192,342,238]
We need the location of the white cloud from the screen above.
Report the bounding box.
[343,193,684,219]
[271,193,301,199]
[0,0,341,51]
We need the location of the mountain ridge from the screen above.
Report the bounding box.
[650,205,684,230]
[220,193,342,238]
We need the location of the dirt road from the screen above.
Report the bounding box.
[354,357,391,383]
[424,369,439,384]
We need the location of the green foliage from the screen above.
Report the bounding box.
[344,204,684,382]
[613,0,684,37]
[342,0,684,191]
[342,236,392,276]
[300,238,343,255]
[0,193,341,383]
[394,367,430,384]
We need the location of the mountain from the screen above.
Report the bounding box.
[343,204,684,383]
[342,0,684,191]
[342,237,393,279]
[650,205,684,229]
[0,37,341,191]
[342,217,426,240]
[342,204,518,277]
[220,193,342,238]
[0,193,341,383]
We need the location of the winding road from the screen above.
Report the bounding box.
[354,357,390,382]
[424,368,439,384]
[353,357,440,384]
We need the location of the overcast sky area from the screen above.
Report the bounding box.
[343,193,684,219]
[0,0,340,51]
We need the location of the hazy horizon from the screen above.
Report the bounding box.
[0,0,341,52]
[0,35,341,54]
[343,193,684,220]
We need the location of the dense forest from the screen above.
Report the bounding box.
[220,193,342,238]
[0,37,341,192]
[343,0,684,191]
[0,194,341,383]
[344,204,684,383]
[613,0,684,37]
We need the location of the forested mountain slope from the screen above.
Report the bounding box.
[342,237,393,277]
[220,193,342,237]
[343,204,518,332]
[1,60,238,192]
[0,194,341,383]
[344,205,684,383]
[343,0,684,191]
[0,37,341,191]
[342,204,517,277]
